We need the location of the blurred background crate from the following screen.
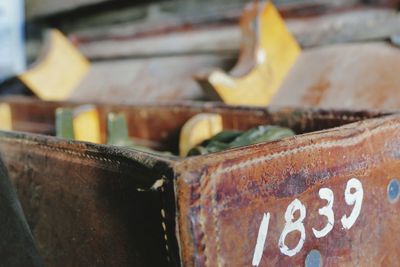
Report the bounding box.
[20,0,400,105]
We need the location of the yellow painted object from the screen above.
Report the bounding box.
[197,1,300,106]
[0,103,12,131]
[19,29,90,100]
[179,113,223,156]
[73,106,101,144]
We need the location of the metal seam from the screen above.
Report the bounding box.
[0,137,121,165]
[160,185,171,262]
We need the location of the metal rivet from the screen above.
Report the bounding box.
[387,178,400,203]
[391,35,400,47]
[305,249,322,267]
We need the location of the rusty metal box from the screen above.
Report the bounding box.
[0,97,398,266]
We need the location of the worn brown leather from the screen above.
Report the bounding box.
[0,96,398,266]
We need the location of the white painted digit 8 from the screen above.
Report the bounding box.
[341,178,363,230]
[313,188,334,238]
[278,199,306,257]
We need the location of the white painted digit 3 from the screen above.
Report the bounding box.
[312,188,334,238]
[341,178,363,230]
[278,199,306,257]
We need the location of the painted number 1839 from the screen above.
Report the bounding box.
[252,178,364,266]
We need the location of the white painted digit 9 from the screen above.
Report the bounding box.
[341,178,363,229]
[313,188,334,238]
[278,199,306,257]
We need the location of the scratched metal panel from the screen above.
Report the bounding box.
[272,42,400,109]
[0,98,397,266]
[176,114,400,266]
[69,54,236,103]
[0,131,177,266]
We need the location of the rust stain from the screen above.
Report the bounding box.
[0,97,399,266]
[301,76,330,106]
[177,114,400,266]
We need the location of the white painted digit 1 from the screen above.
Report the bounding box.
[252,213,271,266]
[312,188,334,238]
[278,199,306,257]
[341,178,364,230]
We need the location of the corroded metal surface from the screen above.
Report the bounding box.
[0,97,398,266]
[0,156,43,266]
[2,97,388,150]
[176,114,400,266]
[69,54,236,103]
[0,130,177,266]
[272,42,400,109]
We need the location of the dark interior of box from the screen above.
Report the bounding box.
[4,98,385,155]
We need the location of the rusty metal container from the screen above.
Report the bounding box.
[0,97,398,266]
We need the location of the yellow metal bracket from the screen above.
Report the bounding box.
[19,29,90,100]
[197,1,300,106]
